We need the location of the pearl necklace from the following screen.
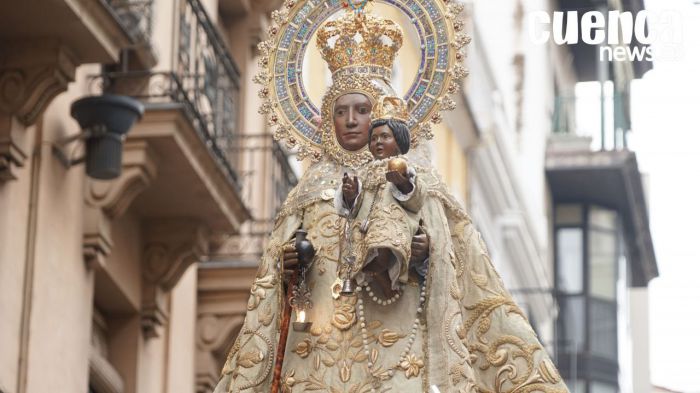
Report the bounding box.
[365,283,401,306]
[355,281,427,392]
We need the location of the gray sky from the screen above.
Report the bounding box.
[629,0,700,390]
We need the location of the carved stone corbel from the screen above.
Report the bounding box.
[0,114,29,181]
[195,263,258,391]
[0,40,77,126]
[141,219,211,338]
[83,206,114,271]
[85,140,158,218]
[82,140,157,269]
[195,314,245,392]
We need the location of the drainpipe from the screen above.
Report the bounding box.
[16,120,43,393]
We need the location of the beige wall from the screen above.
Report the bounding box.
[0,121,36,393]
[0,0,267,392]
[0,65,99,392]
[167,265,198,393]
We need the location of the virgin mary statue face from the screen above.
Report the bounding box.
[333,93,372,151]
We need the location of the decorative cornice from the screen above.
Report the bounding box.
[0,40,77,126]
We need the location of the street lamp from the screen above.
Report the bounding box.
[53,94,144,180]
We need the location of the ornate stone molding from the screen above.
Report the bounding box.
[0,40,77,126]
[83,206,114,271]
[82,140,157,269]
[196,314,245,392]
[195,263,257,392]
[85,140,158,218]
[0,114,29,181]
[141,219,211,338]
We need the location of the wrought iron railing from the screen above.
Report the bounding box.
[233,133,298,226]
[95,70,242,188]
[552,93,631,151]
[95,0,244,188]
[208,134,299,263]
[105,0,154,43]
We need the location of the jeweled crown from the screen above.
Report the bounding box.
[316,10,403,82]
[372,95,409,123]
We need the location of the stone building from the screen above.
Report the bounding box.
[0,0,293,392]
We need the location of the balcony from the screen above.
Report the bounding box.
[546,91,657,288]
[551,87,631,152]
[104,0,157,67]
[0,0,157,180]
[195,133,297,391]
[219,0,283,18]
[90,0,251,234]
[209,133,299,263]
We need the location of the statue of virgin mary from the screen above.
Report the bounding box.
[214,1,569,392]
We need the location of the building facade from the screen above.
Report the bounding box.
[545,1,658,392]
[0,0,657,392]
[0,0,292,392]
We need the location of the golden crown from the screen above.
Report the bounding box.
[372,95,409,123]
[316,10,403,82]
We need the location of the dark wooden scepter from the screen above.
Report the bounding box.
[270,229,314,393]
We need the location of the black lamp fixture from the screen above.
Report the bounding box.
[53,94,144,180]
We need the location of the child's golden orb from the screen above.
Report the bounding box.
[387,157,408,175]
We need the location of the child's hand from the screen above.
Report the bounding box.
[342,173,359,207]
[386,171,413,194]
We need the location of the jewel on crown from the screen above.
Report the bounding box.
[316,6,404,82]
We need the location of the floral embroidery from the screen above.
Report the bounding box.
[248,263,276,311]
[331,295,358,331]
[399,354,424,378]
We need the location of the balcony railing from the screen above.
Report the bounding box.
[208,134,298,263]
[95,70,242,188]
[233,134,298,224]
[552,90,632,151]
[95,0,243,188]
[105,0,154,43]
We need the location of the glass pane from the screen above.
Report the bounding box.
[557,228,584,293]
[591,381,618,393]
[557,296,585,352]
[589,229,617,300]
[590,298,617,360]
[556,204,583,226]
[590,206,617,230]
[565,379,587,393]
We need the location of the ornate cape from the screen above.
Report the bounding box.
[214,161,569,392]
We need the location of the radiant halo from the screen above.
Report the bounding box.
[256,0,469,160]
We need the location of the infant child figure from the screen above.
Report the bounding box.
[335,96,425,299]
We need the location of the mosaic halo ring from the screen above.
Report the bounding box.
[256,0,470,161]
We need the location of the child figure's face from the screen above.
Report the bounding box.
[369,125,401,159]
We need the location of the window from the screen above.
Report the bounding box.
[590,381,618,393]
[557,296,585,350]
[589,206,617,230]
[553,204,623,386]
[555,204,583,226]
[564,379,586,393]
[556,228,584,293]
[589,229,617,300]
[590,298,617,360]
